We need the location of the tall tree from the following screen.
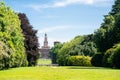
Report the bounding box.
[50,43,63,64]
[94,15,115,52]
[110,0,120,15]
[92,0,120,67]
[94,0,120,52]
[0,2,28,69]
[18,13,40,66]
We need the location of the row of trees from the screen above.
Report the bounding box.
[50,0,120,69]
[91,0,120,68]
[0,2,39,70]
[50,35,97,66]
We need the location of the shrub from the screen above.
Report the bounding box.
[67,56,92,66]
[102,48,114,67]
[108,44,120,69]
[91,53,104,67]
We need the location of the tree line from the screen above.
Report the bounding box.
[1,0,120,69]
[50,0,120,69]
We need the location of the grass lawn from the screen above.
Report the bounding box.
[37,59,51,64]
[0,66,120,80]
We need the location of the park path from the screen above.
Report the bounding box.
[37,64,58,66]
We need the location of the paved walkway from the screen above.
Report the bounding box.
[37,64,59,66]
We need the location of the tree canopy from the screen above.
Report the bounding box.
[0,2,28,69]
[18,13,40,66]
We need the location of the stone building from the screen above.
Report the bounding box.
[40,33,50,59]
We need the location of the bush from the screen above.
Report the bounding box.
[57,54,68,66]
[108,44,120,69]
[91,53,104,67]
[102,48,114,67]
[67,56,92,66]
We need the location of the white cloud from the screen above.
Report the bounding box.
[26,0,112,11]
[52,0,112,6]
[38,26,71,34]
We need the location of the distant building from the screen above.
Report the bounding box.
[40,33,50,59]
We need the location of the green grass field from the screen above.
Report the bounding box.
[37,59,51,64]
[0,66,120,80]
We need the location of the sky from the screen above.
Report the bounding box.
[3,0,114,47]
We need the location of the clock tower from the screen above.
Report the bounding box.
[40,33,50,59]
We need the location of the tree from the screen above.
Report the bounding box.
[94,0,120,53]
[57,36,84,65]
[107,43,120,69]
[110,0,120,15]
[81,34,97,56]
[18,13,40,66]
[57,35,97,66]
[0,2,28,69]
[102,48,114,67]
[91,0,120,68]
[112,14,120,44]
[50,43,63,64]
[94,15,115,52]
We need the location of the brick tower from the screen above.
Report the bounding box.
[40,33,50,59]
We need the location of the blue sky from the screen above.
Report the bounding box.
[3,0,114,47]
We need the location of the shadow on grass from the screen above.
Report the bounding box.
[67,66,112,70]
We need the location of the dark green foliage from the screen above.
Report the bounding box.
[102,48,114,67]
[0,2,28,69]
[110,0,120,15]
[93,0,120,68]
[94,0,120,53]
[94,15,115,52]
[112,14,120,44]
[91,53,104,67]
[56,35,97,66]
[50,43,63,64]
[108,44,120,69]
[67,56,91,66]
[57,36,84,66]
[18,13,40,66]
[80,34,97,56]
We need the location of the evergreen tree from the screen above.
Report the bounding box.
[18,13,40,66]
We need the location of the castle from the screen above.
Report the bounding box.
[40,33,50,59]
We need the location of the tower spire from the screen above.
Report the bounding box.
[43,33,48,48]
